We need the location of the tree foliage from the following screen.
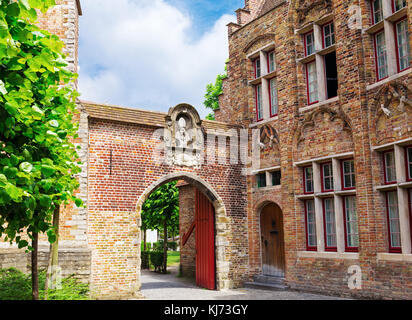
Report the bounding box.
[203,63,227,120]
[0,0,82,250]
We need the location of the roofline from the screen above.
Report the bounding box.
[76,0,82,16]
[80,100,167,116]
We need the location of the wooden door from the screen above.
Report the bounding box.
[195,189,216,290]
[260,203,285,277]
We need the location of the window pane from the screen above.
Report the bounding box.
[322,163,334,191]
[393,0,407,11]
[257,173,266,188]
[324,198,336,248]
[408,147,412,179]
[396,20,410,71]
[256,84,263,120]
[375,31,388,80]
[343,160,356,189]
[325,51,338,99]
[270,79,278,116]
[387,191,401,248]
[323,23,335,48]
[255,58,261,78]
[306,200,317,247]
[384,151,397,183]
[372,0,383,23]
[307,61,318,104]
[268,51,275,72]
[304,166,314,193]
[305,32,314,56]
[272,171,281,186]
[345,196,359,248]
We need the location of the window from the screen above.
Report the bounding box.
[393,0,407,12]
[306,61,318,104]
[374,30,388,80]
[267,50,276,73]
[323,198,337,251]
[324,51,338,99]
[395,19,411,72]
[407,146,412,181]
[371,0,383,24]
[304,31,315,56]
[383,150,397,184]
[323,22,335,48]
[321,162,334,192]
[343,196,359,252]
[386,191,401,252]
[342,159,356,190]
[269,78,278,116]
[305,200,317,251]
[257,173,266,188]
[303,166,314,194]
[254,58,261,78]
[272,170,281,186]
[409,189,412,244]
[255,84,263,121]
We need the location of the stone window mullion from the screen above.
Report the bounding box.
[313,24,327,102]
[383,20,398,76]
[313,162,325,251]
[332,159,345,253]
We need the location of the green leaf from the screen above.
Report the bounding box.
[0,174,8,186]
[41,165,55,178]
[0,80,7,95]
[4,167,18,179]
[19,0,31,10]
[19,162,33,173]
[5,183,22,201]
[17,240,29,249]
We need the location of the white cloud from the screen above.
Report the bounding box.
[78,0,234,117]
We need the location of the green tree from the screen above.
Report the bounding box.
[0,0,82,299]
[141,182,179,273]
[203,63,227,120]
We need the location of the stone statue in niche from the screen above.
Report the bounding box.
[164,104,204,168]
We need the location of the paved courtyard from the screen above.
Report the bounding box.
[140,267,347,300]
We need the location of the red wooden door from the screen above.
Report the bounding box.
[195,189,216,290]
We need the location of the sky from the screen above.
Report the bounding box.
[78,0,244,118]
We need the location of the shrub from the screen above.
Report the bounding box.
[168,241,178,251]
[141,251,150,270]
[150,251,164,273]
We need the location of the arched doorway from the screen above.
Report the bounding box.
[136,173,227,291]
[260,203,285,277]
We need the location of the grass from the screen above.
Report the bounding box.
[0,268,90,300]
[167,251,180,267]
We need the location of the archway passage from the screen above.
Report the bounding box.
[260,203,285,277]
[195,188,216,290]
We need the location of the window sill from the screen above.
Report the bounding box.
[377,253,412,262]
[299,96,339,112]
[317,44,336,56]
[334,189,357,196]
[376,184,400,192]
[364,20,384,35]
[263,70,277,80]
[248,77,262,85]
[252,185,282,193]
[295,194,315,200]
[366,68,412,91]
[297,251,359,260]
[249,116,279,128]
[386,7,408,23]
[297,52,316,64]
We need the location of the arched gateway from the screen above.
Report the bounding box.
[83,102,248,299]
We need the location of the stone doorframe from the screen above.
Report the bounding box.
[135,172,231,290]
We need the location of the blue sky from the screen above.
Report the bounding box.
[78,0,244,118]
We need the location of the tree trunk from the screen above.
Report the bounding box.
[143,229,147,251]
[163,219,168,274]
[31,232,39,300]
[44,206,60,299]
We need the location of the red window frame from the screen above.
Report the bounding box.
[385,191,402,253]
[343,196,359,252]
[382,150,397,185]
[371,0,383,25]
[268,78,278,117]
[254,57,261,79]
[303,165,314,194]
[406,146,412,182]
[373,29,388,82]
[267,50,276,73]
[394,18,411,73]
[304,199,317,251]
[322,21,335,49]
[322,197,337,252]
[305,60,318,105]
[321,162,334,192]
[392,0,407,13]
[304,30,315,57]
[408,189,412,245]
[341,158,356,190]
[255,84,263,122]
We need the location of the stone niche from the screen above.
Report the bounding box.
[164,104,205,168]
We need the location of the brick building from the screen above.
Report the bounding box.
[0,0,411,300]
[216,0,412,299]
